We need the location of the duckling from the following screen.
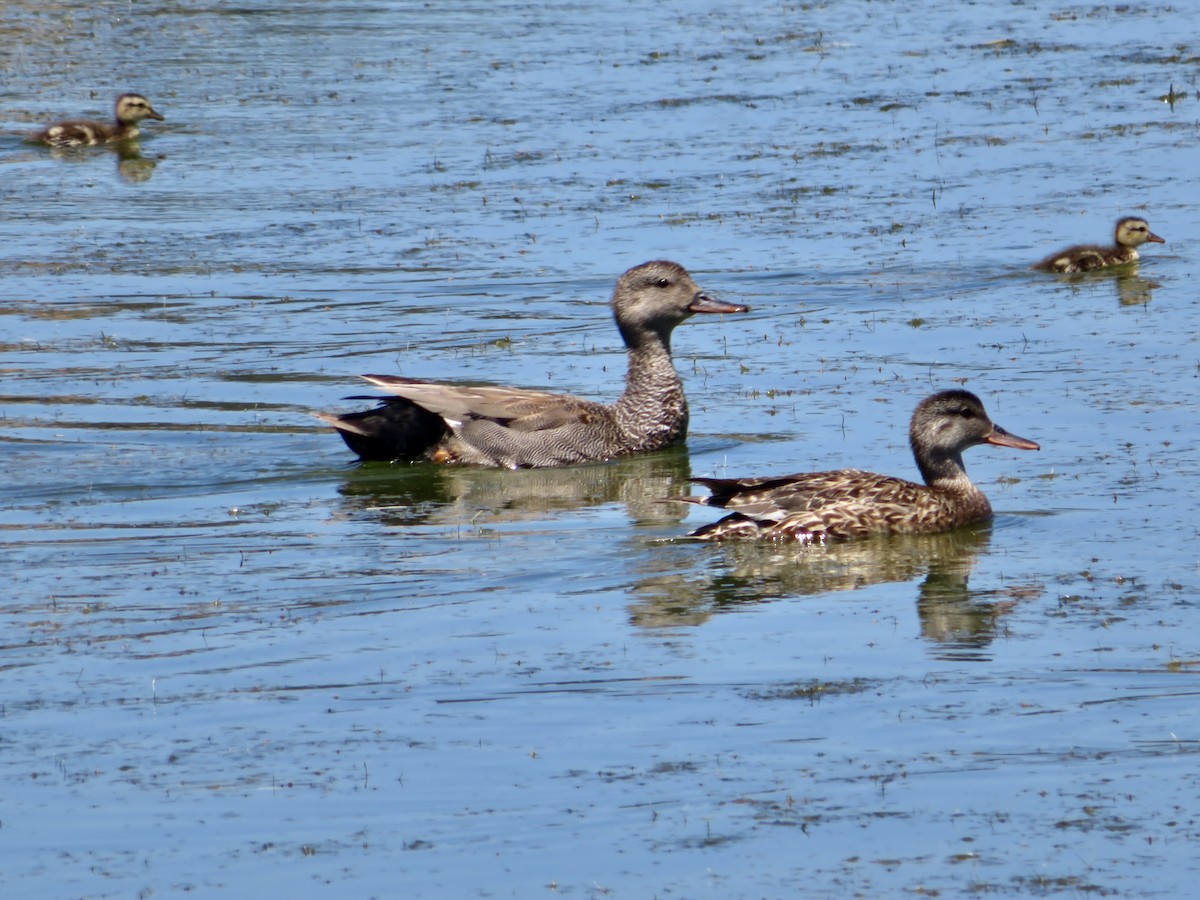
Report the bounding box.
[1033,216,1165,273]
[681,390,1039,542]
[31,93,165,147]
[317,260,749,468]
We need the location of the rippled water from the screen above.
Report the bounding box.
[3,1,1200,896]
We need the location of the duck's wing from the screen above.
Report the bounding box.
[360,375,602,431]
[359,374,615,467]
[685,470,931,538]
[687,473,819,507]
[690,469,916,508]
[32,120,108,147]
[1033,244,1111,273]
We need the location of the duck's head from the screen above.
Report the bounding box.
[115,93,165,125]
[612,260,748,346]
[1114,216,1164,249]
[910,390,1039,482]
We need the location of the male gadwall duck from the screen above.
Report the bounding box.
[31,93,165,147]
[1033,216,1165,273]
[682,390,1039,541]
[317,260,748,467]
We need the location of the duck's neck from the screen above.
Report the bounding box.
[916,449,976,494]
[917,449,992,518]
[613,327,687,449]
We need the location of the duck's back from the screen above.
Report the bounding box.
[34,120,117,147]
[1033,244,1130,273]
[687,469,992,541]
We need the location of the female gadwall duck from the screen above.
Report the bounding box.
[682,390,1039,541]
[1033,216,1164,273]
[31,93,164,147]
[317,260,748,468]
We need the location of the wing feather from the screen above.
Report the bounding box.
[360,375,603,432]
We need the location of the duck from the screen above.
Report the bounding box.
[1032,216,1165,273]
[316,260,749,468]
[31,93,165,147]
[681,389,1039,542]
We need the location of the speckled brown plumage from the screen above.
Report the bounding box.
[682,390,1039,542]
[317,260,748,467]
[1033,216,1164,273]
[31,93,165,147]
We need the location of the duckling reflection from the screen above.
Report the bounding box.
[1052,267,1159,307]
[115,143,158,183]
[1115,271,1159,306]
[331,445,694,528]
[44,139,160,182]
[628,525,1034,653]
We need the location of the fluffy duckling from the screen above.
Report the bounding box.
[317,260,749,468]
[31,93,165,147]
[682,390,1039,542]
[1033,216,1165,273]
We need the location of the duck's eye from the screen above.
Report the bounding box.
[654,278,672,289]
[957,407,975,419]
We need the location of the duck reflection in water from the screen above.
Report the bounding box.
[1052,268,1160,307]
[41,138,160,182]
[1114,272,1159,306]
[628,525,1043,656]
[115,143,159,183]
[331,445,695,529]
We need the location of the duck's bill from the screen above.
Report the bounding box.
[1148,232,1166,244]
[987,425,1040,451]
[688,292,749,314]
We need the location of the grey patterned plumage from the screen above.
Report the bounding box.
[682,390,1039,542]
[317,260,748,467]
[1033,216,1164,273]
[31,93,165,147]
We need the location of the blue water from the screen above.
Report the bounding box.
[2,1,1200,896]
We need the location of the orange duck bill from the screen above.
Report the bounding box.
[986,424,1040,451]
[687,291,749,315]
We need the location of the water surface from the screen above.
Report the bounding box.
[3,1,1200,896]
